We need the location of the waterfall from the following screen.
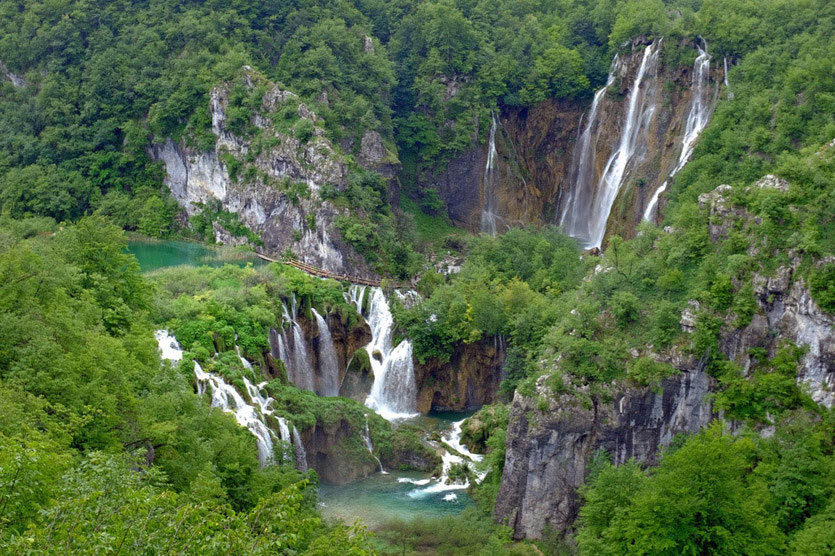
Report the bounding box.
[273,296,315,393]
[192,361,275,467]
[290,296,313,391]
[559,59,617,232]
[363,288,418,420]
[157,330,309,469]
[363,417,387,474]
[644,42,713,222]
[292,425,308,472]
[312,308,340,396]
[560,43,661,249]
[588,42,661,248]
[343,284,366,314]
[480,112,501,236]
[405,419,486,501]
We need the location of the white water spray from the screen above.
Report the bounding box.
[560,43,661,248]
[406,419,485,501]
[157,330,307,469]
[560,59,617,232]
[312,307,340,396]
[644,42,713,222]
[480,112,501,236]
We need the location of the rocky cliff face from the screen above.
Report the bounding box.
[494,364,713,539]
[150,68,376,278]
[494,179,834,540]
[415,337,506,413]
[699,180,835,407]
[299,417,378,484]
[419,39,721,242]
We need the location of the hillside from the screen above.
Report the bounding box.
[1,0,833,554]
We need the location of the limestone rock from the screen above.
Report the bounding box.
[494,365,713,539]
[150,70,377,278]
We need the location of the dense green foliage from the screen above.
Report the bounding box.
[577,415,834,554]
[0,217,371,551]
[1,0,834,553]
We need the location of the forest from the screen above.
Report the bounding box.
[1,0,834,554]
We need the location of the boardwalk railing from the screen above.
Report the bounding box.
[255,251,407,288]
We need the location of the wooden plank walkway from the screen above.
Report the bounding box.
[255,251,405,288]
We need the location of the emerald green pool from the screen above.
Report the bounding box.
[127,238,263,272]
[318,471,474,529]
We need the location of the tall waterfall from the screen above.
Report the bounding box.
[156,330,303,468]
[480,112,501,236]
[346,286,418,420]
[643,42,713,222]
[312,307,340,396]
[560,42,661,249]
[559,61,617,233]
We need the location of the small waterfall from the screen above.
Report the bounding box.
[192,361,275,467]
[311,308,340,396]
[480,112,501,236]
[274,296,315,393]
[290,296,314,391]
[363,417,387,474]
[560,42,661,249]
[405,419,485,501]
[343,284,366,313]
[292,425,308,472]
[363,288,418,420]
[157,330,311,469]
[560,59,617,232]
[644,42,713,222]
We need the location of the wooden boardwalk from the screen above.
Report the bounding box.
[255,251,405,288]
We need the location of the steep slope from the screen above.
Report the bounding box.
[420,38,722,246]
[150,68,376,278]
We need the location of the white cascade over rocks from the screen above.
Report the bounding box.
[644,41,714,222]
[312,307,340,396]
[404,419,486,502]
[560,42,662,249]
[155,330,305,468]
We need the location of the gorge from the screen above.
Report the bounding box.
[1,0,833,553]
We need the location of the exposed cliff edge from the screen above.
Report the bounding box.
[419,38,722,245]
[493,179,834,540]
[415,337,506,413]
[150,67,376,278]
[0,60,25,88]
[494,365,713,539]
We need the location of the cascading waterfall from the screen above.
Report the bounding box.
[559,59,617,233]
[274,296,315,392]
[346,286,418,420]
[480,112,501,236]
[290,296,314,391]
[311,307,340,396]
[292,425,308,472]
[192,359,275,467]
[643,42,713,222]
[363,288,418,420]
[560,42,661,249]
[404,419,485,502]
[589,42,660,248]
[156,330,303,469]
